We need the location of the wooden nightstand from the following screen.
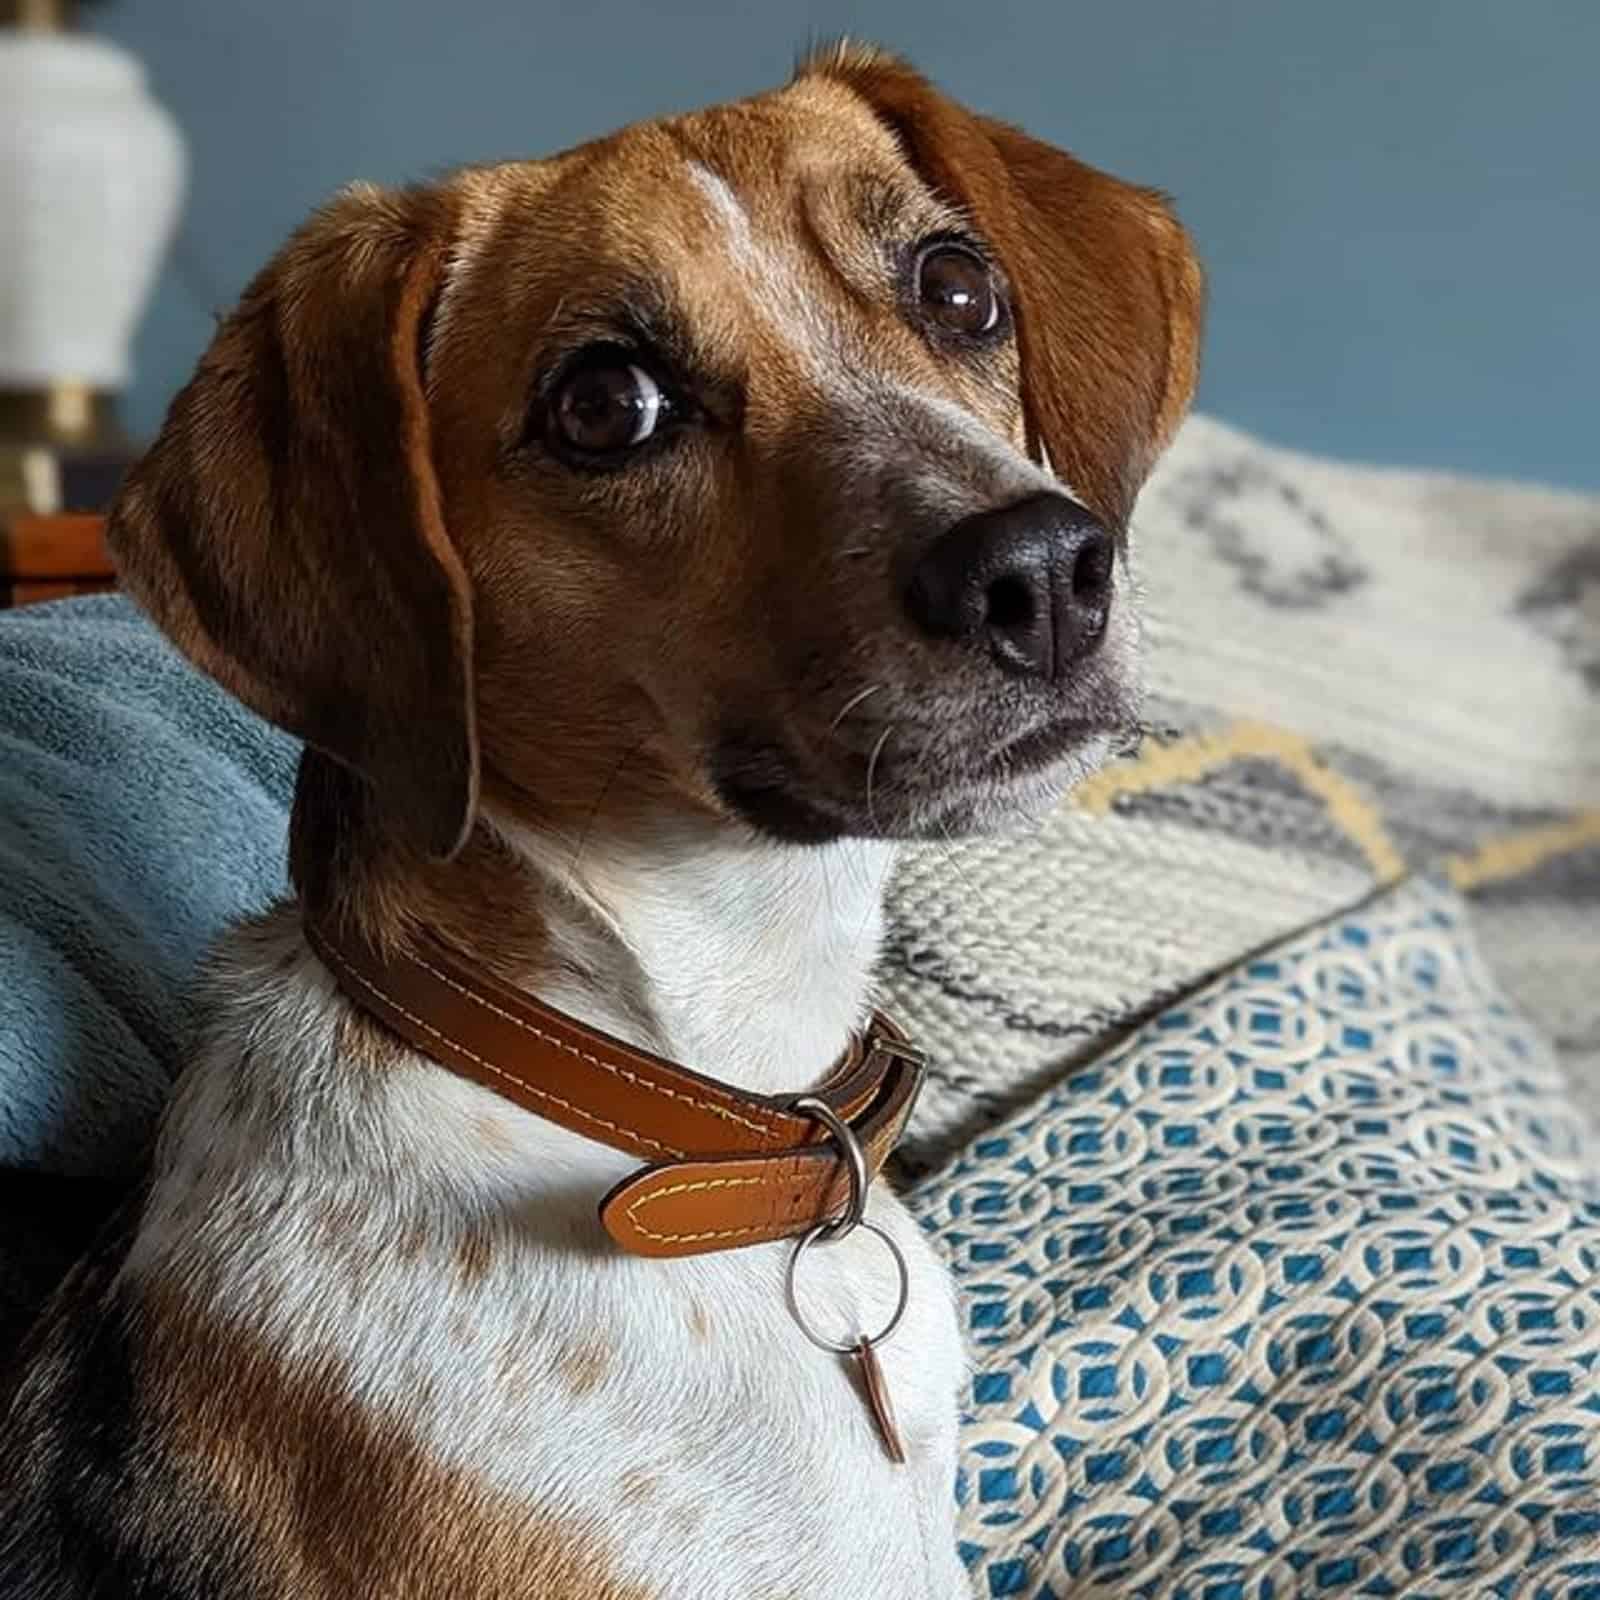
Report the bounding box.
[0,511,114,608]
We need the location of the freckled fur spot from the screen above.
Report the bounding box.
[618,1468,659,1505]
[455,1225,495,1287]
[493,1337,536,1408]
[396,1221,429,1262]
[556,1337,612,1397]
[666,1500,704,1538]
[471,1112,516,1155]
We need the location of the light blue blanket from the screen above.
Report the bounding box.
[0,595,296,1176]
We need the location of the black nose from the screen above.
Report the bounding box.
[903,493,1116,680]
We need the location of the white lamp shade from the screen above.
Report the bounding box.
[0,31,186,389]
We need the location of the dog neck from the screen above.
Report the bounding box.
[293,759,897,1099]
[484,810,898,1098]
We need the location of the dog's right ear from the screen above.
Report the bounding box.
[107,181,478,861]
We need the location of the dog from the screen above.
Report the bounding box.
[0,44,1200,1600]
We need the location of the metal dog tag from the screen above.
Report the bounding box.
[786,1216,913,1468]
[851,1336,907,1464]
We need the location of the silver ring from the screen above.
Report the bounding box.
[793,1094,868,1240]
[784,1219,911,1355]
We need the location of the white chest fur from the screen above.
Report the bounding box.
[125,882,972,1599]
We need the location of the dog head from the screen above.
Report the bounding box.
[109,46,1202,882]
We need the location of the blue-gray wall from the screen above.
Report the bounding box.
[97,1,1600,490]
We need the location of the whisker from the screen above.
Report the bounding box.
[864,725,894,832]
[829,683,885,732]
[934,820,1010,943]
[850,836,896,954]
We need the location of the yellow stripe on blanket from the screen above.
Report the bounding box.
[1447,812,1600,891]
[1068,719,1408,884]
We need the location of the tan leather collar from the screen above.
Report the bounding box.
[303,916,925,1258]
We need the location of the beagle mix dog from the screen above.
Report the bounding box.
[0,44,1200,1600]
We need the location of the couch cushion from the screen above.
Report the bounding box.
[910,875,1600,1597]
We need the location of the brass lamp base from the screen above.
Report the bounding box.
[0,1,77,30]
[0,383,137,516]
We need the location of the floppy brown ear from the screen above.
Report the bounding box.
[107,181,478,860]
[808,45,1204,530]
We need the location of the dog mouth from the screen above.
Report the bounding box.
[710,709,1134,845]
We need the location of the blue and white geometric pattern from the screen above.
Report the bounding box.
[911,878,1600,1598]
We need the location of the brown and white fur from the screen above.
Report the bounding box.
[0,46,1201,1600]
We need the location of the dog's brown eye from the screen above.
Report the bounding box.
[917,246,999,336]
[553,356,664,454]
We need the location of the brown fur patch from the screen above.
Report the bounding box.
[140,1285,653,1600]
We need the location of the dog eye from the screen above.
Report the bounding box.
[916,245,999,336]
[552,351,667,454]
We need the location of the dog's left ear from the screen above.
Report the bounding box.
[808,46,1204,530]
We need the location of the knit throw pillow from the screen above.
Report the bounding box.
[910,875,1600,1598]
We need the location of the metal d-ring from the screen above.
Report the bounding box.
[792,1094,869,1240]
[784,1218,912,1355]
[793,1094,870,1241]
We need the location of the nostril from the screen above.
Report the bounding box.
[986,574,1036,631]
[1071,531,1115,605]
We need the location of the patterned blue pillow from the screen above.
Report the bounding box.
[911,877,1600,1599]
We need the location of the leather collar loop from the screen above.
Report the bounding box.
[303,916,925,1258]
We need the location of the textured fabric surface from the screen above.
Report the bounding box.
[0,595,296,1175]
[910,876,1600,1599]
[887,415,1600,1171]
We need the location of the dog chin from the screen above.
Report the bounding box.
[712,727,1120,846]
[906,728,1118,839]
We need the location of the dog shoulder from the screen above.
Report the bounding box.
[0,1197,272,1600]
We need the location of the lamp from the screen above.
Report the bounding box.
[0,0,185,517]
